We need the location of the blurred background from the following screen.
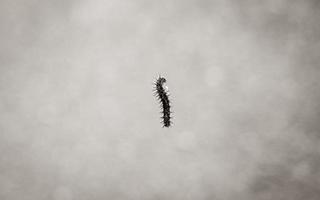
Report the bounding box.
[1,0,320,199]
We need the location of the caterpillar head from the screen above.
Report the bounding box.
[158,76,166,84]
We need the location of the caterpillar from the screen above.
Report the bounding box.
[153,75,172,127]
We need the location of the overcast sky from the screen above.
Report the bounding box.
[1,0,320,200]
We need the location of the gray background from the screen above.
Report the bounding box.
[1,0,320,199]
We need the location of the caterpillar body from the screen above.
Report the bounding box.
[153,76,172,127]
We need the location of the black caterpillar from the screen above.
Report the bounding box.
[153,76,172,127]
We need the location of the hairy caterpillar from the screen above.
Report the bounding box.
[153,76,172,127]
